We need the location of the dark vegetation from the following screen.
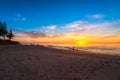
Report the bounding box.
[0,22,20,45]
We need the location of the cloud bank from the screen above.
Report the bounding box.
[14,19,120,45]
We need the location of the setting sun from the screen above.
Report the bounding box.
[75,40,88,46]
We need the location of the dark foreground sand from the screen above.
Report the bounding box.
[0,45,120,80]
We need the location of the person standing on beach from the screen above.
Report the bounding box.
[72,47,74,50]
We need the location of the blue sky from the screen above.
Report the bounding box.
[0,0,120,34]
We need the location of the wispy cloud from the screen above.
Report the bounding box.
[66,20,97,32]
[13,19,120,44]
[100,35,119,39]
[64,19,120,34]
[87,14,104,19]
[47,25,56,30]
[39,25,57,33]
[14,13,27,21]
[14,30,45,38]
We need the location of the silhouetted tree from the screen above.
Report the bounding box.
[7,29,14,40]
[0,21,17,45]
[0,22,8,40]
[2,22,8,40]
[0,22,3,39]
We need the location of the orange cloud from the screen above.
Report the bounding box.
[14,31,120,46]
[13,20,120,46]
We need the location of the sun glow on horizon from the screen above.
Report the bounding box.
[14,32,120,46]
[75,39,89,46]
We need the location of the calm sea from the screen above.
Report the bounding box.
[53,44,120,56]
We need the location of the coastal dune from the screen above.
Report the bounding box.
[0,45,120,80]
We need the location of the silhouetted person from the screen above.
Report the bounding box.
[72,46,75,50]
[37,44,39,46]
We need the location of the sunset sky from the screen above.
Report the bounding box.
[0,0,120,46]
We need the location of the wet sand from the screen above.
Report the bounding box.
[0,45,120,80]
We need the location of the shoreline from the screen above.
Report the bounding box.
[0,45,120,80]
[47,45,120,57]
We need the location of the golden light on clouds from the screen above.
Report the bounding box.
[14,31,120,46]
[13,19,120,46]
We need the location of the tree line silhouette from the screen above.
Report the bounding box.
[0,22,19,45]
[0,22,14,40]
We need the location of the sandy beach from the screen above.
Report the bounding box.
[0,45,120,80]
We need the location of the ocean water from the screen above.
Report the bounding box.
[53,44,120,56]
